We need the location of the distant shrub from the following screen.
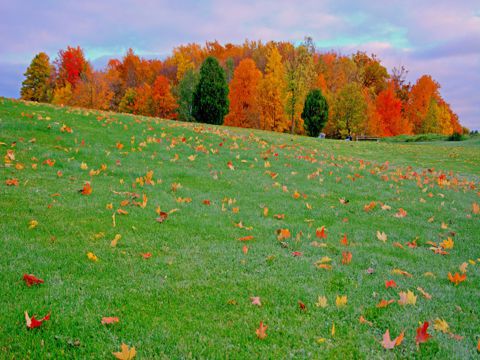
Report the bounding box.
[448,132,464,141]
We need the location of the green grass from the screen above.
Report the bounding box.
[1,97,479,359]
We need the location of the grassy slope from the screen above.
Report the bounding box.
[0,98,479,359]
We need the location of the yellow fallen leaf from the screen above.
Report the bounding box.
[433,318,449,333]
[111,234,121,247]
[28,220,38,229]
[335,295,347,307]
[87,252,98,262]
[315,296,328,308]
[440,237,454,250]
[398,290,417,306]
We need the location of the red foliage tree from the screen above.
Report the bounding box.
[376,83,412,136]
[56,46,89,87]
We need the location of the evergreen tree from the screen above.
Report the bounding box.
[176,69,199,122]
[302,89,328,137]
[192,57,229,124]
[21,52,53,102]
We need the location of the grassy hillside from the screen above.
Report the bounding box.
[1,97,479,358]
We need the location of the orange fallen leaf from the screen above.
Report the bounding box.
[5,178,19,186]
[256,321,268,339]
[382,329,404,349]
[448,272,466,285]
[113,343,136,360]
[101,317,119,325]
[394,208,407,218]
[80,182,92,195]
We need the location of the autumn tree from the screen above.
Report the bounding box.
[285,45,316,134]
[105,59,123,110]
[55,46,89,88]
[176,69,199,122]
[192,57,229,125]
[376,83,412,136]
[134,83,154,116]
[301,89,328,137]
[407,75,440,133]
[70,70,113,110]
[21,52,53,102]
[118,88,137,114]
[258,47,288,132]
[352,52,389,95]
[330,83,367,138]
[152,75,177,119]
[51,83,73,106]
[224,58,262,129]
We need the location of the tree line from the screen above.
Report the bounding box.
[20,39,465,138]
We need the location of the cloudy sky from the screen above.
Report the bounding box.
[1,0,478,129]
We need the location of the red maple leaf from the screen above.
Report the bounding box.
[416,322,431,345]
[25,311,50,329]
[23,274,44,287]
[385,280,397,288]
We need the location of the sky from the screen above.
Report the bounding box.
[0,0,478,129]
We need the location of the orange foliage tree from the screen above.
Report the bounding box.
[406,75,440,133]
[152,75,177,119]
[224,58,262,128]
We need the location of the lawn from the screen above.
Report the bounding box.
[1,97,479,359]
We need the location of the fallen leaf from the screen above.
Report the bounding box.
[376,231,387,243]
[398,290,417,306]
[440,237,454,250]
[87,252,98,262]
[335,295,347,307]
[448,272,466,285]
[111,234,121,247]
[416,322,431,345]
[315,296,328,308]
[385,280,397,288]
[238,235,254,242]
[80,182,92,195]
[101,317,119,325]
[250,297,262,306]
[382,329,405,349]
[256,321,268,339]
[113,343,136,360]
[23,274,44,287]
[25,311,50,329]
[156,212,168,223]
[416,287,432,300]
[341,251,352,265]
[359,315,372,326]
[394,208,407,218]
[316,226,327,239]
[433,318,449,333]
